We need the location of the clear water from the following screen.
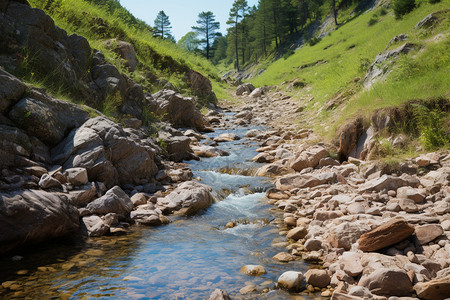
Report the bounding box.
[0,124,322,299]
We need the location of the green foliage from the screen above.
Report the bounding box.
[283,49,295,60]
[308,37,322,46]
[393,0,416,18]
[154,10,172,39]
[412,104,449,150]
[429,0,441,3]
[368,17,378,26]
[192,11,220,60]
[380,7,388,16]
[101,91,122,118]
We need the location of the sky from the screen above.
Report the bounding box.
[120,0,259,40]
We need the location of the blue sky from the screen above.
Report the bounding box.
[120,0,259,40]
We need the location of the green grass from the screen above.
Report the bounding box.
[250,0,449,134]
[27,0,226,104]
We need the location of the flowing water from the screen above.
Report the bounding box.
[0,121,322,299]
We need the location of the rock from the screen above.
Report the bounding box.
[415,224,444,245]
[151,90,209,131]
[304,239,323,251]
[331,292,364,300]
[249,87,264,98]
[315,210,344,221]
[252,152,274,163]
[185,70,217,103]
[239,284,256,295]
[8,94,88,146]
[415,13,438,29]
[214,133,240,142]
[266,188,290,200]
[414,275,450,300]
[336,117,364,161]
[24,166,47,178]
[0,124,32,169]
[68,183,98,207]
[236,83,255,96]
[273,252,296,262]
[346,203,366,214]
[192,145,229,157]
[240,265,267,276]
[130,209,162,226]
[319,157,340,167]
[130,193,147,207]
[275,172,336,191]
[208,289,231,300]
[104,39,138,71]
[359,174,415,193]
[305,269,331,288]
[348,286,374,298]
[256,163,290,177]
[38,174,62,189]
[80,215,109,237]
[328,222,367,251]
[399,198,418,213]
[0,69,27,114]
[86,186,133,216]
[277,271,303,292]
[163,135,194,162]
[359,217,415,252]
[339,252,363,277]
[397,187,426,203]
[0,189,79,254]
[286,226,308,241]
[358,268,413,296]
[290,145,329,172]
[157,181,214,216]
[65,168,88,186]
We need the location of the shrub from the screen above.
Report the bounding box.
[429,0,440,3]
[379,7,388,16]
[283,49,295,60]
[393,0,416,18]
[412,104,450,150]
[308,37,322,46]
[368,17,378,26]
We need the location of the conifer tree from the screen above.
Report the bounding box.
[154,10,172,39]
[192,11,220,60]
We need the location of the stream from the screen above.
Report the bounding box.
[0,118,322,299]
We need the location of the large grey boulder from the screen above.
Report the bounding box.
[277,271,303,292]
[51,117,158,187]
[151,89,210,131]
[86,186,133,216]
[8,89,89,146]
[236,83,255,96]
[81,215,109,237]
[0,69,27,114]
[157,181,214,216]
[0,189,79,254]
[0,124,31,168]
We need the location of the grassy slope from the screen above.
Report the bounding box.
[250,0,449,137]
[27,0,231,102]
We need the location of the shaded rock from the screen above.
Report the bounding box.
[68,183,98,208]
[0,69,27,114]
[185,70,217,103]
[305,269,331,288]
[0,125,31,168]
[415,13,438,29]
[65,167,88,186]
[86,186,133,216]
[0,189,79,254]
[415,224,444,245]
[130,209,162,226]
[359,217,415,252]
[240,265,267,276]
[157,181,214,216]
[104,39,138,71]
[236,83,255,96]
[277,271,303,292]
[163,135,193,162]
[38,174,62,189]
[81,215,109,237]
[414,275,450,300]
[336,117,364,162]
[358,268,413,296]
[304,239,323,251]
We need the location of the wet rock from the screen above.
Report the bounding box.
[277,271,303,292]
[286,226,308,241]
[65,167,88,186]
[415,224,444,245]
[157,181,214,216]
[414,275,450,300]
[240,265,267,276]
[86,186,133,216]
[214,133,240,142]
[208,289,231,300]
[240,284,257,295]
[81,215,109,237]
[0,189,79,254]
[305,269,331,288]
[273,252,296,262]
[358,268,413,296]
[192,145,229,157]
[359,217,415,252]
[290,145,329,172]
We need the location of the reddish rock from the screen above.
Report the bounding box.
[358,218,415,252]
[414,275,450,300]
[305,269,331,288]
[286,226,308,241]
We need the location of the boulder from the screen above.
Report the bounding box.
[104,39,138,71]
[240,265,267,276]
[8,93,89,146]
[157,181,214,216]
[359,174,417,193]
[277,271,303,292]
[151,90,209,131]
[68,183,98,208]
[328,222,367,251]
[339,252,363,277]
[81,215,109,237]
[414,275,450,300]
[336,117,364,161]
[65,167,88,186]
[358,268,413,296]
[0,125,32,169]
[415,224,444,245]
[86,186,133,216]
[249,87,264,98]
[273,252,296,262]
[275,172,336,191]
[192,145,229,157]
[290,145,329,172]
[0,69,27,114]
[185,70,217,103]
[130,193,147,207]
[305,269,331,288]
[397,186,426,203]
[38,174,62,189]
[0,189,79,254]
[236,83,255,96]
[358,217,415,252]
[214,133,240,142]
[162,135,193,162]
[130,209,163,226]
[208,289,231,300]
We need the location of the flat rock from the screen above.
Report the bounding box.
[358,268,413,296]
[415,224,444,245]
[208,289,231,300]
[359,217,415,252]
[414,275,450,300]
[240,265,267,276]
[273,252,296,262]
[275,172,336,191]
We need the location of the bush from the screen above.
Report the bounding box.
[393,0,416,18]
[429,0,440,3]
[308,37,322,46]
[368,17,378,26]
[412,104,450,150]
[283,49,295,60]
[379,7,388,16]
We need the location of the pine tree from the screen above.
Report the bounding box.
[154,10,172,39]
[227,0,248,71]
[192,11,220,60]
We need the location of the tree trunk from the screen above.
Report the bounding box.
[332,0,338,26]
[235,15,239,71]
